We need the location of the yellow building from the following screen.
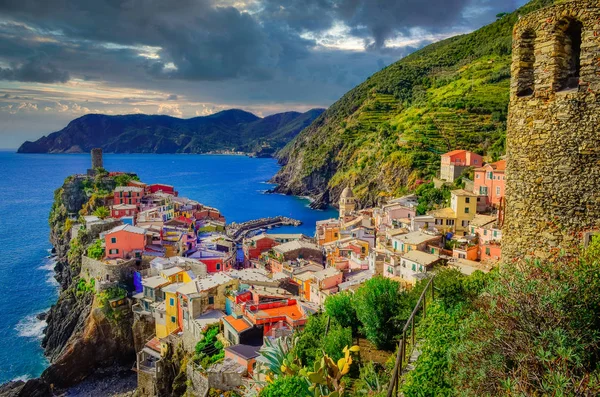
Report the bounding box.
[158,283,185,338]
[159,266,194,284]
[429,190,477,236]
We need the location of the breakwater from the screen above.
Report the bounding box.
[227,216,302,242]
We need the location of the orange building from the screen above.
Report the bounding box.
[316,219,341,246]
[105,224,147,259]
[473,160,506,208]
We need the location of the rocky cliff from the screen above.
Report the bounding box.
[1,174,140,396]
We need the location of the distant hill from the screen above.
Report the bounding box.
[272,0,554,208]
[17,108,325,155]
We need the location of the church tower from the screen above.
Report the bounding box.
[339,186,356,220]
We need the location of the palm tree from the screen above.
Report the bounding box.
[93,206,110,220]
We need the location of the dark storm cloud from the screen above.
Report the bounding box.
[259,0,523,48]
[0,0,525,85]
[0,56,69,83]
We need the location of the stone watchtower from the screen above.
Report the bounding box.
[339,186,356,220]
[503,0,600,259]
[91,148,103,169]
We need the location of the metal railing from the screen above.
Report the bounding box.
[386,275,435,397]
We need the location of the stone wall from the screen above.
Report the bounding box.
[504,0,600,259]
[80,256,137,284]
[186,362,209,397]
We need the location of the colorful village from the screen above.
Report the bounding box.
[72,148,503,396]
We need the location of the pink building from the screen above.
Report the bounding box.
[440,150,483,182]
[473,160,506,208]
[310,267,343,306]
[104,224,147,259]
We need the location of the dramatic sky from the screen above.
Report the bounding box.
[0,0,527,148]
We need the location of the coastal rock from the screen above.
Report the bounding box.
[0,379,51,397]
[41,295,135,388]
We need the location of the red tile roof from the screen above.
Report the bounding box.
[223,315,252,333]
[441,149,467,157]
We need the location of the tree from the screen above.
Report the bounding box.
[353,276,407,349]
[93,206,110,219]
[87,239,104,260]
[324,291,359,335]
[322,323,353,362]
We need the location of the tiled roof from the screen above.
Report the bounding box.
[272,240,321,254]
[441,149,467,157]
[106,224,146,235]
[114,186,144,192]
[451,189,479,197]
[402,250,440,266]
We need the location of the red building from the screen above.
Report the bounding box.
[146,183,178,196]
[243,234,278,263]
[113,186,144,206]
[473,160,506,208]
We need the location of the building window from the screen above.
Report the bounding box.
[216,263,221,270]
[171,316,176,323]
[471,227,475,234]
[516,29,536,96]
[465,197,470,204]
[496,187,501,196]
[485,247,491,256]
[476,174,480,179]
[412,264,416,271]
[402,261,406,268]
[169,298,174,306]
[479,186,488,195]
[484,230,488,236]
[208,296,214,304]
[111,237,117,243]
[446,219,455,226]
[465,207,469,214]
[493,230,498,238]
[459,253,466,259]
[488,172,493,179]
[556,18,583,91]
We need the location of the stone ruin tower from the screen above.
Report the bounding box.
[503,0,600,259]
[91,148,103,169]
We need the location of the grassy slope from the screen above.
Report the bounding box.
[274,0,554,207]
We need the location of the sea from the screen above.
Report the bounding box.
[0,151,336,384]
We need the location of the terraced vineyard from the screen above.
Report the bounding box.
[273,0,553,208]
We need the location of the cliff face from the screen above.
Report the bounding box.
[272,0,554,209]
[40,174,136,389]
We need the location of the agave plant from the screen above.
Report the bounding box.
[243,336,301,397]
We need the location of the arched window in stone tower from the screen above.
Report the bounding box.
[516,29,536,97]
[556,18,583,91]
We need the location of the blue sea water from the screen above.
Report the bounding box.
[0,151,336,383]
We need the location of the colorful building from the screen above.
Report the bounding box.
[440,150,483,182]
[428,190,477,236]
[473,160,506,208]
[104,224,147,259]
[114,186,144,206]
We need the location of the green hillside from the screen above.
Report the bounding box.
[273,0,555,208]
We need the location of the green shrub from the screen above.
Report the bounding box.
[259,376,310,397]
